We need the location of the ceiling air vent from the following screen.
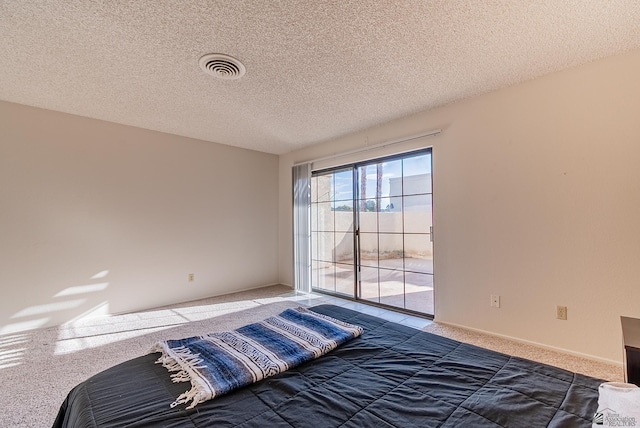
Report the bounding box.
[199,53,246,80]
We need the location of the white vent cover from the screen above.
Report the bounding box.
[199,53,246,80]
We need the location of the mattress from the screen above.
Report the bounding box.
[52,304,602,427]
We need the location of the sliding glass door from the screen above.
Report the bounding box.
[311,168,356,296]
[311,150,433,316]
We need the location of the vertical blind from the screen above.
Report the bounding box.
[292,163,312,293]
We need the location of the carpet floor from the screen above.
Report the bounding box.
[422,322,623,383]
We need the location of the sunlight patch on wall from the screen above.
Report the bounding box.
[54,282,109,297]
[0,318,49,335]
[0,270,111,361]
[10,299,86,318]
[90,270,109,279]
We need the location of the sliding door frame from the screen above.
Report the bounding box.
[310,148,434,319]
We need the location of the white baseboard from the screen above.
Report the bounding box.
[111,282,287,317]
[436,320,623,367]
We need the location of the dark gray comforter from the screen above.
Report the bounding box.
[53,304,601,427]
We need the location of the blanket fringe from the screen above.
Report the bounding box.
[170,386,210,410]
[150,343,205,384]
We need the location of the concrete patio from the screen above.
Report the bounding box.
[313,257,434,315]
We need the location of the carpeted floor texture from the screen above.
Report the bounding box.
[0,284,623,427]
[421,323,623,383]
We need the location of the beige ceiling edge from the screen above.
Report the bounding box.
[0,99,278,158]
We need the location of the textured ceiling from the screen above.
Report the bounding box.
[1,1,640,154]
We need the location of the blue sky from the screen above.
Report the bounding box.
[331,153,431,202]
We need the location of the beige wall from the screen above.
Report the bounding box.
[0,101,279,333]
[279,49,640,363]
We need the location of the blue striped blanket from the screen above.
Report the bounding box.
[149,307,364,409]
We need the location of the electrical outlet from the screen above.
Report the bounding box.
[490,295,500,308]
[556,305,567,320]
[188,273,195,282]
